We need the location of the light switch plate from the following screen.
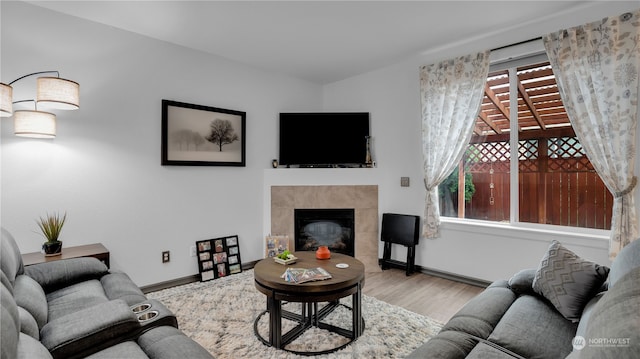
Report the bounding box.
[401,177,410,187]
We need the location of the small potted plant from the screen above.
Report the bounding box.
[274,250,297,265]
[37,212,66,256]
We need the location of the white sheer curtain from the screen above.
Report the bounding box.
[420,51,490,238]
[543,10,640,258]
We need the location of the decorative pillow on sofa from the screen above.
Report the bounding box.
[532,240,609,322]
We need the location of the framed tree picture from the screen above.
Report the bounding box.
[162,99,246,166]
[196,235,243,282]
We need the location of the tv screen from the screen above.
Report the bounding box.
[279,112,370,167]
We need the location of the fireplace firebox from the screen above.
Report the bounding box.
[294,209,355,256]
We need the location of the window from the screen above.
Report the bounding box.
[439,59,613,230]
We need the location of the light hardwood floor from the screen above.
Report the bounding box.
[362,268,485,323]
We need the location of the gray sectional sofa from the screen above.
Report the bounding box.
[408,238,640,359]
[0,228,213,359]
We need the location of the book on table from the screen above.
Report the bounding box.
[281,267,332,284]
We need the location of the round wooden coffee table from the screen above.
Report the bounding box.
[253,252,365,355]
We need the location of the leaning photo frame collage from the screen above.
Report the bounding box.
[196,235,242,282]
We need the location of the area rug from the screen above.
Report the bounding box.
[147,270,442,358]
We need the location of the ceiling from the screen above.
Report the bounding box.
[25,0,603,84]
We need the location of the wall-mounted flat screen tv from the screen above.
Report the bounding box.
[279,112,370,167]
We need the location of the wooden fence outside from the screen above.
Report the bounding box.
[440,137,613,230]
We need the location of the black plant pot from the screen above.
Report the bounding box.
[43,241,62,256]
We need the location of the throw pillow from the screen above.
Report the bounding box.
[532,240,609,322]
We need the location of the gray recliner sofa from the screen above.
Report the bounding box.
[408,238,640,359]
[0,228,213,359]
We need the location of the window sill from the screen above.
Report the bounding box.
[439,217,609,249]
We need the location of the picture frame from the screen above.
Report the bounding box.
[265,235,290,258]
[213,252,227,264]
[162,99,246,166]
[195,235,242,282]
[229,264,241,274]
[214,239,224,253]
[201,270,214,281]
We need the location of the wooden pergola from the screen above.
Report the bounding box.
[475,61,574,139]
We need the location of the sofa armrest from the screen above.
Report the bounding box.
[40,299,140,359]
[488,279,510,289]
[137,326,213,358]
[24,258,108,293]
[100,271,146,305]
[507,268,537,295]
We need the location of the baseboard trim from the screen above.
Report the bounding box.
[378,258,490,288]
[141,275,199,293]
[140,260,258,294]
[141,259,489,293]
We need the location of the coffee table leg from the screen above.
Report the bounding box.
[352,282,363,338]
[313,302,319,326]
[268,297,282,348]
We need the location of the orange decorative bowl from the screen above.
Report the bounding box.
[316,246,331,259]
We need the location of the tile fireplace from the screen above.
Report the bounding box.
[270,185,380,272]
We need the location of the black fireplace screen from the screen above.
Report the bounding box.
[294,208,355,256]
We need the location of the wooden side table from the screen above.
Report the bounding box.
[22,243,110,268]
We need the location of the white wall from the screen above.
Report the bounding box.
[322,2,640,281]
[0,2,322,286]
[3,2,639,288]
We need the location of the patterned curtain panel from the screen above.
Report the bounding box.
[543,10,640,258]
[420,51,490,238]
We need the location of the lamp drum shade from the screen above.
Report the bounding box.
[36,77,79,110]
[14,110,56,138]
[0,83,13,117]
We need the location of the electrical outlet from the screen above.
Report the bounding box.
[190,245,196,257]
[400,177,410,187]
[162,251,170,263]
